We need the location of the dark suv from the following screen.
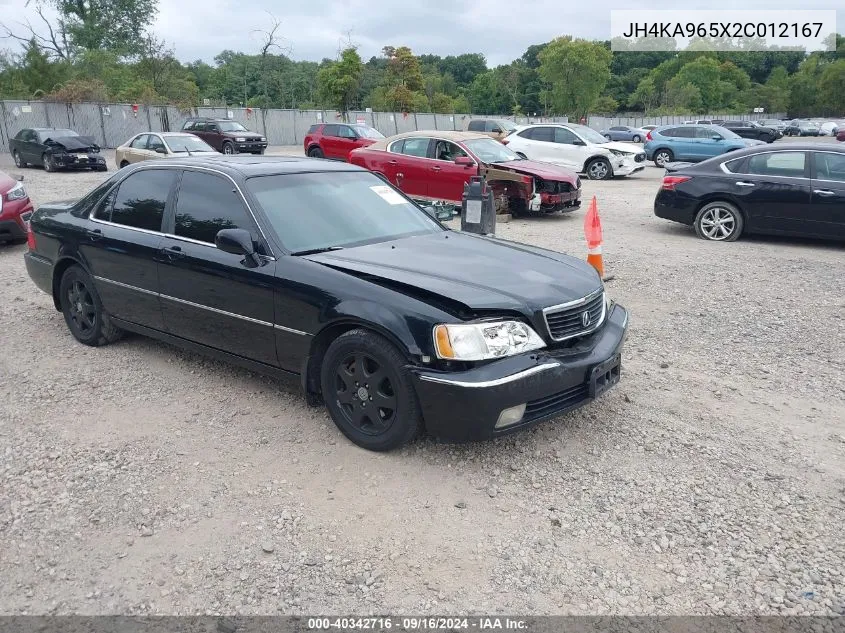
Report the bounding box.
[181,118,267,155]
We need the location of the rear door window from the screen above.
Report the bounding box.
[554,127,579,144]
[670,127,695,138]
[322,124,339,137]
[107,169,177,231]
[746,152,807,178]
[815,152,845,182]
[525,127,555,142]
[130,134,150,149]
[467,120,485,132]
[399,137,431,158]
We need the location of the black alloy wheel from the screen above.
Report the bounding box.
[320,329,423,451]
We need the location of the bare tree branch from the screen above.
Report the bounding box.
[1,2,70,59]
[251,13,290,58]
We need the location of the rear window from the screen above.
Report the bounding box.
[467,120,486,132]
[307,124,322,134]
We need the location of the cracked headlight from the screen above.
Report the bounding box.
[433,321,545,361]
[6,181,27,201]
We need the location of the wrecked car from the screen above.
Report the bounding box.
[10,127,107,173]
[24,156,627,451]
[348,131,581,217]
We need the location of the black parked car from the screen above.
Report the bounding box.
[721,121,779,143]
[655,144,845,242]
[24,157,629,451]
[10,128,107,172]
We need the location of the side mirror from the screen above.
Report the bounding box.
[712,135,722,141]
[155,146,167,154]
[454,156,475,167]
[491,127,502,133]
[216,228,261,266]
[572,139,586,146]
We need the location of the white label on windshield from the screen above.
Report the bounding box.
[370,185,406,205]
[465,199,482,223]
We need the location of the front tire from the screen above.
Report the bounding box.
[632,135,642,143]
[320,329,423,451]
[222,142,235,155]
[59,265,124,346]
[604,134,612,140]
[653,149,673,167]
[694,201,744,242]
[42,153,56,172]
[585,157,612,180]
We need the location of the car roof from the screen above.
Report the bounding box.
[364,130,491,150]
[687,143,845,168]
[129,155,367,177]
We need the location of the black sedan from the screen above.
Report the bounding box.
[24,156,629,451]
[10,127,107,172]
[721,121,780,143]
[655,144,845,242]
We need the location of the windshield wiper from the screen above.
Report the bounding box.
[290,246,344,256]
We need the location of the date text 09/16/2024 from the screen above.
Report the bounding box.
[306,617,528,630]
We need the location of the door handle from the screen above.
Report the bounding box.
[813,189,835,196]
[160,245,185,260]
[86,228,103,241]
[388,160,398,165]
[431,166,441,172]
[735,181,755,187]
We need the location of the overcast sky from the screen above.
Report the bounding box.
[0,0,842,66]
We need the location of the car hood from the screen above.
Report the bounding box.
[44,135,99,152]
[305,231,601,318]
[741,138,767,146]
[486,159,579,185]
[225,131,263,139]
[598,141,645,155]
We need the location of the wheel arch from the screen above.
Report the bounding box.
[694,196,748,223]
[51,255,89,311]
[300,309,424,405]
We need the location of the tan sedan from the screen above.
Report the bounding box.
[116,132,218,168]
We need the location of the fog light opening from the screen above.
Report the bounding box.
[495,403,526,429]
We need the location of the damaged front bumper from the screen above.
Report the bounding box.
[409,303,629,443]
[51,152,106,169]
[613,156,645,177]
[528,188,582,213]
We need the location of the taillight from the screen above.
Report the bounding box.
[661,176,691,191]
[646,131,653,141]
[26,223,36,250]
[501,139,509,145]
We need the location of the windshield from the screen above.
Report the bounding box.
[218,121,248,132]
[247,171,443,253]
[463,137,520,163]
[351,125,385,139]
[165,135,215,153]
[565,124,609,144]
[42,129,79,140]
[710,125,741,139]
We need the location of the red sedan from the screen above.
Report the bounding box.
[304,123,385,161]
[0,170,34,244]
[349,131,581,216]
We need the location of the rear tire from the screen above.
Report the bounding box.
[13,151,25,168]
[59,265,124,346]
[632,135,642,143]
[307,146,324,158]
[604,134,612,140]
[653,149,673,167]
[694,201,744,242]
[320,329,423,451]
[119,160,129,168]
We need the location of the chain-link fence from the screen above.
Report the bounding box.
[0,100,786,151]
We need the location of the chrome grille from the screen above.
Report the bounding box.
[543,290,606,341]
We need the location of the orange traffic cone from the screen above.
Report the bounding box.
[584,196,614,281]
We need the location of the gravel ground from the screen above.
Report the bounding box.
[1,139,844,616]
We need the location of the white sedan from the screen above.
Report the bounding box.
[503,123,646,180]
[818,122,840,136]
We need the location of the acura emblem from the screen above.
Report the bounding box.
[582,311,591,327]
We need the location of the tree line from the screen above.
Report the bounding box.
[1,1,843,117]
